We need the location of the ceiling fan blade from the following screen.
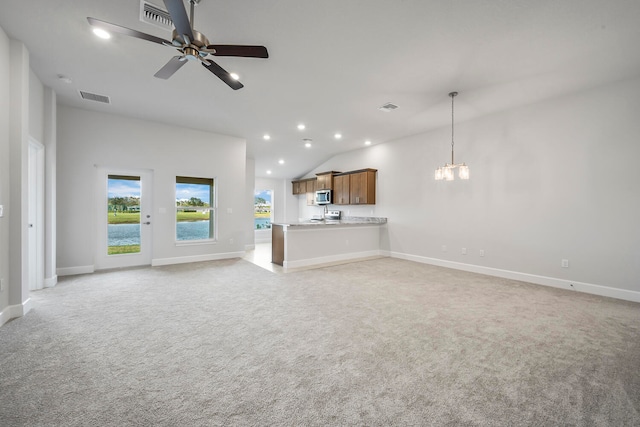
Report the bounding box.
[201,60,244,90]
[205,45,269,58]
[163,0,195,42]
[87,17,171,46]
[154,56,188,79]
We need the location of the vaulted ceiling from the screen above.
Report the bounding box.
[1,0,639,179]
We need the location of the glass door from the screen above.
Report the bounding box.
[96,168,152,269]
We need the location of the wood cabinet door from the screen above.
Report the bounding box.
[306,179,317,205]
[334,175,350,205]
[349,171,376,204]
[316,174,332,190]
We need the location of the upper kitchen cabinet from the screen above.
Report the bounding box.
[292,178,317,196]
[333,174,350,205]
[349,169,377,204]
[306,178,317,205]
[291,180,303,195]
[315,171,341,190]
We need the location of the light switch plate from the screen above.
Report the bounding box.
[0,204,3,217]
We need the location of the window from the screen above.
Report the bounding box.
[176,176,215,241]
[254,189,273,230]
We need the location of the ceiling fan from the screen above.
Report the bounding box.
[87,0,268,90]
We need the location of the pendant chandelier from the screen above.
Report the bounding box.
[435,91,469,181]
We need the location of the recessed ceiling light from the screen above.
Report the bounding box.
[364,140,372,145]
[230,72,240,80]
[263,134,271,140]
[92,28,111,39]
[266,170,272,175]
[297,123,306,130]
[278,159,285,165]
[334,133,342,139]
[303,139,312,148]
[305,142,312,148]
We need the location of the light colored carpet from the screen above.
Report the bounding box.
[1,257,639,426]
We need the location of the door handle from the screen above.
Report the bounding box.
[143,222,151,225]
[29,224,34,228]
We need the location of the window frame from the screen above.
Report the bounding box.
[175,176,217,244]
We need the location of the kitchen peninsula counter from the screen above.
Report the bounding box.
[271,217,387,268]
[274,216,387,227]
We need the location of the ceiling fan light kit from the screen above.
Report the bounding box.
[87,0,268,90]
[435,91,470,181]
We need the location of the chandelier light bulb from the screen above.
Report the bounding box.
[459,164,470,180]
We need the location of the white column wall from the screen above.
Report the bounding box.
[8,40,30,313]
[43,88,57,287]
[245,157,256,250]
[0,25,10,323]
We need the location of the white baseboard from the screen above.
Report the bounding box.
[152,251,245,267]
[245,244,256,251]
[44,275,58,288]
[0,298,32,328]
[255,237,272,244]
[284,250,384,269]
[390,252,640,303]
[57,265,95,277]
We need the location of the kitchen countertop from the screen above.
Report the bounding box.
[272,216,387,227]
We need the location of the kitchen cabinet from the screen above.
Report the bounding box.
[306,178,317,205]
[295,169,376,205]
[316,171,340,190]
[292,178,317,195]
[349,169,376,204]
[292,180,302,195]
[272,224,285,265]
[333,174,350,205]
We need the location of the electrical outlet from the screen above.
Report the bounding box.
[479,250,485,257]
[441,245,447,252]
[561,259,569,268]
[229,238,234,244]
[227,208,233,214]
[345,239,349,246]
[0,204,3,217]
[461,248,467,255]
[0,278,4,292]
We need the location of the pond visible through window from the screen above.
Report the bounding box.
[107,175,141,255]
[176,177,215,241]
[255,190,272,230]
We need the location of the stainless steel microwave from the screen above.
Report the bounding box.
[315,189,331,205]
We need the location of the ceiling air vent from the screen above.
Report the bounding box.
[140,0,173,30]
[79,90,111,104]
[378,102,399,112]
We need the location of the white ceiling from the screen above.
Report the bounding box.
[1,0,639,179]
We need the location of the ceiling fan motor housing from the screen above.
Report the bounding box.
[172,28,211,58]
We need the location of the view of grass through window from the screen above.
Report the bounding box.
[176,177,215,241]
[107,175,141,255]
[255,190,272,230]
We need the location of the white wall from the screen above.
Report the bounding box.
[57,106,248,272]
[8,39,30,316]
[0,25,10,321]
[301,76,640,301]
[0,26,54,326]
[29,69,44,143]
